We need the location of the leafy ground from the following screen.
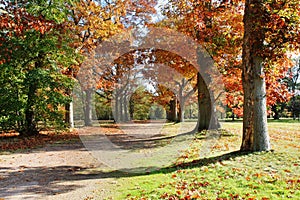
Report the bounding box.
[0,130,79,152]
[100,121,300,200]
[0,120,299,200]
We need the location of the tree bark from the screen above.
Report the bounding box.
[114,91,120,122]
[196,73,212,131]
[253,57,270,151]
[241,66,254,151]
[241,0,270,151]
[120,93,124,122]
[123,95,129,121]
[65,102,70,126]
[129,97,134,120]
[196,45,220,132]
[23,78,38,136]
[84,88,93,126]
[69,101,74,128]
[167,98,177,122]
[271,105,280,120]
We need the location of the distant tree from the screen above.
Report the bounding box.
[130,87,153,120]
[287,56,300,119]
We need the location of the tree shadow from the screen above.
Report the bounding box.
[94,150,254,177]
[0,148,254,199]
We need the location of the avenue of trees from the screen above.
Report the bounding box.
[0,0,299,152]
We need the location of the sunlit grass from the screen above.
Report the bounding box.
[100,121,300,200]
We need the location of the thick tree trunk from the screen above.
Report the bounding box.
[241,69,254,151]
[167,99,177,122]
[177,103,183,123]
[196,45,220,132]
[177,104,184,122]
[197,73,212,131]
[84,89,93,126]
[241,0,270,151]
[253,57,270,151]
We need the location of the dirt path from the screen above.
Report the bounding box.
[0,141,117,200]
[0,121,197,200]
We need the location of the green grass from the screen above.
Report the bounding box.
[98,121,300,200]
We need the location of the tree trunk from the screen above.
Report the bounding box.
[196,44,220,132]
[69,101,74,128]
[23,79,38,136]
[65,103,70,126]
[167,98,177,122]
[129,97,134,120]
[84,89,93,126]
[241,60,254,151]
[177,82,184,122]
[65,90,74,128]
[241,0,270,151]
[271,105,280,120]
[123,95,129,121]
[115,92,119,122]
[196,73,212,131]
[120,94,124,122]
[253,57,270,151]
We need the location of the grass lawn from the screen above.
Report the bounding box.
[100,121,300,200]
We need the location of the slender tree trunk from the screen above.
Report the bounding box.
[123,95,129,121]
[115,92,119,122]
[120,94,124,122]
[69,101,74,128]
[65,89,74,128]
[24,79,38,136]
[241,0,270,151]
[64,90,74,128]
[65,103,70,126]
[129,97,134,120]
[84,89,93,126]
[177,83,184,122]
[292,96,296,120]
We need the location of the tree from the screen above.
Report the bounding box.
[0,0,79,135]
[130,87,153,120]
[69,0,127,126]
[161,0,299,150]
[286,55,300,119]
[160,0,241,131]
[241,0,299,151]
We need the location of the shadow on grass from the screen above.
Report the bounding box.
[96,150,254,177]
[0,149,256,198]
